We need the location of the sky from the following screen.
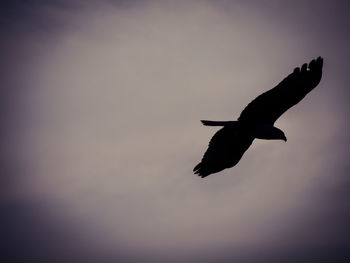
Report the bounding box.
[1,0,350,262]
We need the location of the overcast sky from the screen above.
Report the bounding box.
[1,0,350,262]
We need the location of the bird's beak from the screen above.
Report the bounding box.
[283,136,287,142]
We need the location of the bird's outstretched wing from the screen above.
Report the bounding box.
[238,57,323,125]
[193,126,254,178]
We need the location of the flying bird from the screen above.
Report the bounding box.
[193,57,323,178]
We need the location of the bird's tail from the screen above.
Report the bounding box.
[201,120,239,127]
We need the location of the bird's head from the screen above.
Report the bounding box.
[254,125,287,142]
[272,127,287,142]
[280,132,287,142]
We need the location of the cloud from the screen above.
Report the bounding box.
[1,0,349,262]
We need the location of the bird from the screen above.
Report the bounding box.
[193,57,324,178]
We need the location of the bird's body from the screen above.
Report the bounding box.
[194,57,323,178]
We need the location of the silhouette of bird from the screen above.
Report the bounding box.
[194,57,323,178]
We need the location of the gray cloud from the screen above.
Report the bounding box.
[1,0,350,262]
